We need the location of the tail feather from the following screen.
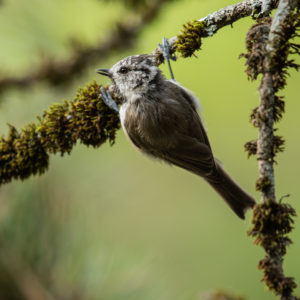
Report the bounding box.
[207,163,256,219]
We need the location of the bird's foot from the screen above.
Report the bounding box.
[100,87,119,113]
[159,37,176,81]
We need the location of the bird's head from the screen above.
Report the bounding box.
[97,54,163,99]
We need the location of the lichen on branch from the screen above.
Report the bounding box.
[1,0,283,188]
[243,8,299,197]
[0,82,121,185]
[173,0,279,58]
[248,200,297,298]
[241,1,300,299]
[176,20,207,57]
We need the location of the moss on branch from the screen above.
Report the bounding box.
[175,0,279,58]
[0,82,121,185]
[248,200,297,297]
[241,3,300,299]
[176,20,207,57]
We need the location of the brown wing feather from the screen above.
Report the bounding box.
[121,78,255,219]
[162,135,218,181]
[123,80,217,178]
[163,80,212,149]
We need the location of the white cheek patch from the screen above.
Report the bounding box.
[119,102,142,153]
[114,77,127,95]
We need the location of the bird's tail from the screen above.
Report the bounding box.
[207,163,256,219]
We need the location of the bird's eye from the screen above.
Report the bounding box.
[119,67,129,74]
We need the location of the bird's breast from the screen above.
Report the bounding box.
[119,97,182,150]
[119,102,129,131]
[120,98,157,137]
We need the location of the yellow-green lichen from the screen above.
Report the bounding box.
[176,20,207,57]
[273,95,285,122]
[272,135,285,157]
[0,81,121,185]
[244,139,257,158]
[256,176,271,192]
[248,200,297,296]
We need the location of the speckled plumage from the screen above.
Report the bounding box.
[101,54,255,219]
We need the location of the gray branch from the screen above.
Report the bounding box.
[258,0,297,203]
[152,0,278,61]
[257,0,298,298]
[261,0,273,15]
[267,0,298,52]
[257,72,276,202]
[198,0,277,36]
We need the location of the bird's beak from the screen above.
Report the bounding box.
[96,68,111,77]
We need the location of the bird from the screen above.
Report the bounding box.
[96,53,255,219]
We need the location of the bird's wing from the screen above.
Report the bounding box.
[162,135,219,181]
[163,80,212,150]
[166,79,201,110]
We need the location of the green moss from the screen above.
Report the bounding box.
[256,176,271,192]
[241,11,299,88]
[248,200,296,238]
[37,82,120,155]
[272,135,285,157]
[258,257,297,295]
[244,140,257,158]
[0,124,49,185]
[249,106,259,127]
[243,10,300,299]
[239,17,272,80]
[248,200,297,296]
[0,81,121,185]
[176,20,207,57]
[268,10,300,92]
[274,95,285,122]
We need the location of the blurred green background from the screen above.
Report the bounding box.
[0,0,299,299]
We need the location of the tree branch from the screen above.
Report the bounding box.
[152,0,279,61]
[0,0,282,186]
[257,0,298,202]
[0,2,299,298]
[0,82,120,185]
[0,0,286,189]
[0,0,280,93]
[0,0,173,93]
[243,0,300,299]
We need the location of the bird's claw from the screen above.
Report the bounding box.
[159,37,176,62]
[159,37,176,80]
[100,87,119,113]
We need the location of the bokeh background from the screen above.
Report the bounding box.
[0,0,299,299]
